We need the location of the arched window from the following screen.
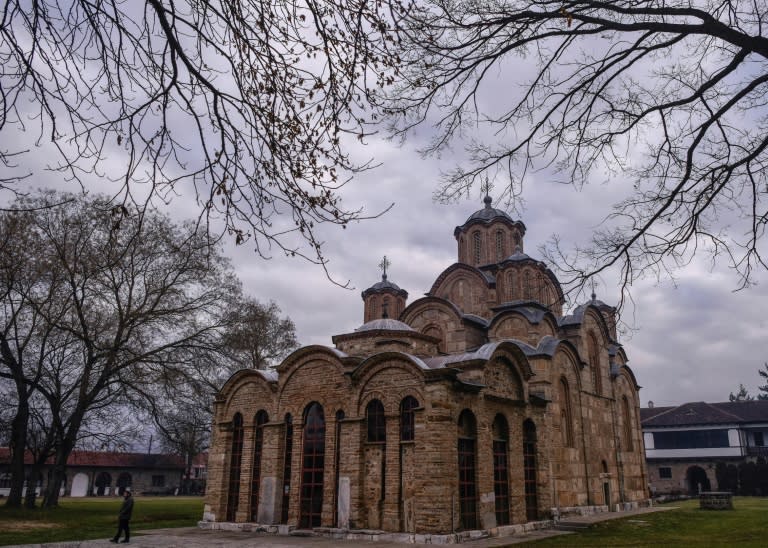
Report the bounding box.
[300,403,325,528]
[523,270,533,300]
[559,378,574,447]
[250,410,269,521]
[589,332,602,395]
[523,419,539,521]
[366,399,386,442]
[334,410,345,527]
[400,396,419,441]
[382,297,390,318]
[226,412,245,521]
[495,230,505,262]
[369,297,378,322]
[622,396,634,451]
[457,409,478,530]
[473,232,482,265]
[506,271,516,301]
[280,414,293,523]
[492,414,510,526]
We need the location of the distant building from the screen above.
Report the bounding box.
[641,400,768,495]
[203,197,648,539]
[0,448,191,497]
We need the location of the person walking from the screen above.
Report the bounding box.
[110,489,134,543]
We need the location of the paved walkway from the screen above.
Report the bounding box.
[7,506,673,548]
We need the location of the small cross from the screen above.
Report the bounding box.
[590,279,597,301]
[379,255,391,280]
[480,176,493,198]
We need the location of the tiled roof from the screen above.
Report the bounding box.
[361,275,408,299]
[641,400,768,427]
[0,448,187,469]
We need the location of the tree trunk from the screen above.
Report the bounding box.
[5,399,29,508]
[23,459,44,508]
[41,437,75,509]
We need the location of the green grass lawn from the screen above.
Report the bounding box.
[519,497,768,547]
[0,496,204,546]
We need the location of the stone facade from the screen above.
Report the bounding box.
[203,198,649,536]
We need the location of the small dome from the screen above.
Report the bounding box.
[361,274,408,299]
[355,318,415,332]
[465,195,513,223]
[505,250,531,262]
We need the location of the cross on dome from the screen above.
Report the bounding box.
[379,255,391,280]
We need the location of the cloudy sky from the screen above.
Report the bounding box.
[209,129,767,409]
[2,8,766,411]
[3,102,767,411]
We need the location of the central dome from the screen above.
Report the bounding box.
[466,195,514,223]
[355,318,415,332]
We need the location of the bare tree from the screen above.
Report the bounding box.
[129,298,298,493]
[0,210,64,507]
[223,299,299,370]
[0,191,239,507]
[0,1,401,277]
[385,0,768,303]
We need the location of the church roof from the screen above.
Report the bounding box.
[354,318,416,332]
[257,369,279,382]
[361,274,408,299]
[453,196,526,236]
[421,338,559,370]
[504,250,532,261]
[491,301,551,324]
[468,195,513,222]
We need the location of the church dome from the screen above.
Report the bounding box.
[505,249,531,261]
[354,318,415,332]
[465,195,514,224]
[453,195,526,239]
[361,276,407,299]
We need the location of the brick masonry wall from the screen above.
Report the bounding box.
[204,285,648,534]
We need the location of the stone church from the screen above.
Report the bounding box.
[202,198,649,539]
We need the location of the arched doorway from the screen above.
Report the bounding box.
[95,472,111,496]
[299,402,325,528]
[601,460,610,508]
[686,466,711,494]
[70,472,89,497]
[117,472,132,495]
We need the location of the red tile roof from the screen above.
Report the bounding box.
[0,448,190,470]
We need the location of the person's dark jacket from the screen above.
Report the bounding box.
[118,496,134,520]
